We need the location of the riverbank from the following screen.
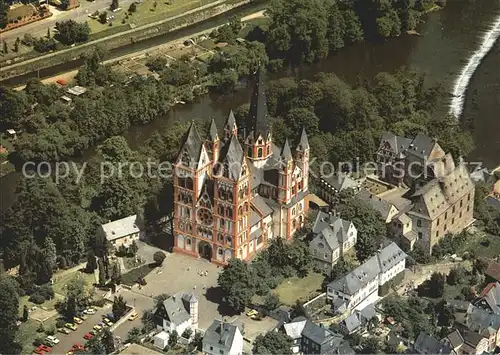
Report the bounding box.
[0,0,248,81]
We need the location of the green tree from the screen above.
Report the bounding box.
[23,305,29,322]
[98,258,106,285]
[154,293,170,308]
[112,295,127,319]
[43,237,57,271]
[111,262,121,285]
[86,250,98,273]
[447,266,467,286]
[361,336,382,354]
[110,0,119,11]
[436,301,454,327]
[343,9,364,44]
[253,331,293,354]
[3,39,8,53]
[0,277,21,355]
[127,327,141,343]
[153,251,166,266]
[13,37,20,52]
[86,336,106,354]
[99,12,108,24]
[264,293,280,312]
[55,20,90,44]
[101,328,115,353]
[128,2,136,12]
[473,258,489,275]
[128,241,139,256]
[339,196,385,262]
[218,259,254,312]
[168,329,178,347]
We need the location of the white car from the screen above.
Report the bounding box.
[84,308,96,315]
[46,335,59,344]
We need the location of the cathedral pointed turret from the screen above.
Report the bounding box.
[248,68,270,139]
[206,119,220,163]
[297,127,309,152]
[281,138,293,162]
[177,121,203,166]
[224,110,238,139]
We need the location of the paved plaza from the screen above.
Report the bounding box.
[113,251,278,341]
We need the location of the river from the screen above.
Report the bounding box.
[1,0,500,212]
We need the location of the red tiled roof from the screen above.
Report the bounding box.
[485,261,500,282]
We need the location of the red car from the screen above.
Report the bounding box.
[83,333,94,340]
[34,345,51,354]
[72,343,85,351]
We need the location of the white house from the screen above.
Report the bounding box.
[310,211,357,273]
[327,242,406,313]
[202,319,244,355]
[153,331,170,349]
[153,293,198,337]
[98,215,142,248]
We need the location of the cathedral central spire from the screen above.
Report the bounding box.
[247,68,269,139]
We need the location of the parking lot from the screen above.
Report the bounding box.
[113,290,155,340]
[46,305,112,354]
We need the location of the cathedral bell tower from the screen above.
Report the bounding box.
[206,119,220,165]
[296,128,310,193]
[245,68,272,168]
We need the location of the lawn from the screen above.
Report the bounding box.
[19,294,62,313]
[88,0,221,34]
[17,318,57,354]
[52,271,96,296]
[273,272,324,306]
[121,263,156,286]
[123,256,145,271]
[457,231,500,259]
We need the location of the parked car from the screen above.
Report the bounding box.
[129,312,139,321]
[71,343,85,351]
[46,336,59,345]
[76,312,88,320]
[246,309,258,318]
[84,308,96,315]
[65,323,77,331]
[34,346,48,354]
[93,325,102,332]
[73,317,83,324]
[83,333,93,340]
[58,328,70,334]
[104,313,114,321]
[39,345,51,352]
[103,318,113,327]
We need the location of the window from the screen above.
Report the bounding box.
[460,200,463,208]
[218,248,223,256]
[467,205,470,212]
[436,231,439,238]
[417,219,422,227]
[452,218,455,225]
[468,193,471,201]
[186,238,191,246]
[445,212,448,220]
[247,147,252,157]
[210,346,213,351]
[460,211,462,218]
[258,148,263,158]
[267,146,270,155]
[418,232,422,239]
[452,206,456,213]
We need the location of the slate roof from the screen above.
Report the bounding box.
[328,242,406,296]
[445,329,464,349]
[283,319,307,339]
[281,139,293,161]
[178,121,203,163]
[251,195,273,217]
[342,314,361,333]
[203,320,242,351]
[466,306,500,331]
[101,215,140,241]
[378,132,412,155]
[356,188,396,220]
[247,68,269,139]
[406,133,437,159]
[311,211,354,253]
[154,293,195,326]
[219,135,244,180]
[321,173,359,192]
[297,127,309,151]
[208,119,218,141]
[462,329,485,347]
[414,332,452,354]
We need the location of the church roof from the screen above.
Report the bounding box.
[209,119,218,141]
[298,128,309,151]
[247,68,269,139]
[220,135,244,180]
[281,139,293,161]
[179,121,203,162]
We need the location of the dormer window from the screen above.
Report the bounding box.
[258,138,263,145]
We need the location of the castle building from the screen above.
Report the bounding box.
[172,70,310,264]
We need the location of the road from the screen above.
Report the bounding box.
[48,305,112,354]
[112,289,155,340]
[0,0,135,42]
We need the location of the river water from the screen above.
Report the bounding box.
[1,0,500,211]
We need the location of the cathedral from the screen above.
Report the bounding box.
[172,70,310,264]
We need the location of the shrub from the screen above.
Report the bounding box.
[92,298,107,307]
[181,328,193,339]
[153,251,166,266]
[45,325,56,335]
[56,319,66,328]
[38,284,55,300]
[29,292,46,304]
[37,323,45,333]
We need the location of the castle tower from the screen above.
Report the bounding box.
[188,293,198,330]
[206,119,220,164]
[245,68,272,168]
[296,127,310,193]
[223,110,238,141]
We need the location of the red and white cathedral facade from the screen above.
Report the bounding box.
[172,70,310,264]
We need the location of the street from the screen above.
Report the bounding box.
[112,289,154,340]
[1,0,136,42]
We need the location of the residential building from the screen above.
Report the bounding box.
[356,188,400,223]
[326,242,406,312]
[172,70,309,264]
[414,332,454,355]
[97,214,142,248]
[443,329,489,355]
[474,282,500,315]
[309,211,357,273]
[465,306,500,351]
[279,317,354,355]
[153,292,198,335]
[202,319,244,355]
[121,343,163,355]
[339,304,379,335]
